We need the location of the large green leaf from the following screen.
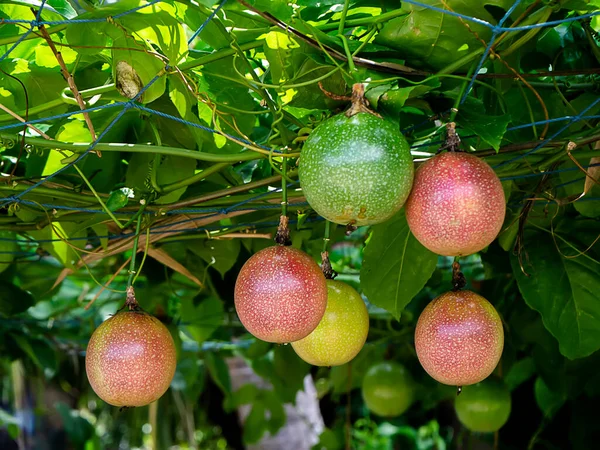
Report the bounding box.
[375,0,513,70]
[361,210,438,320]
[188,239,241,277]
[511,231,600,359]
[0,281,35,317]
[119,4,188,64]
[0,231,17,275]
[180,296,224,344]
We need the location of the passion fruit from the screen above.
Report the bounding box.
[234,245,328,343]
[291,280,369,366]
[415,290,504,386]
[299,85,413,226]
[86,310,177,407]
[405,151,505,256]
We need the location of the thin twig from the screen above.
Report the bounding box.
[0,103,52,139]
[32,8,99,155]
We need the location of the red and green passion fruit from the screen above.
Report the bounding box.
[291,279,369,366]
[406,151,505,256]
[86,310,177,407]
[415,290,504,387]
[234,245,328,343]
[299,111,414,226]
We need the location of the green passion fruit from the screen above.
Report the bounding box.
[299,110,413,226]
[291,280,369,366]
[361,362,415,417]
[455,379,512,432]
[86,310,177,407]
[234,246,328,343]
[415,290,504,387]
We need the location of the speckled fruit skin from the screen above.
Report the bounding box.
[234,246,328,343]
[291,280,369,366]
[85,311,177,407]
[415,290,504,386]
[299,113,414,226]
[361,362,415,417]
[455,379,512,432]
[405,151,505,256]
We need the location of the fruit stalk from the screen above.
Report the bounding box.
[452,260,467,291]
[320,251,336,280]
[345,83,381,118]
[274,215,291,246]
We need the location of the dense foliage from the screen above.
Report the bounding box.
[1,0,600,449]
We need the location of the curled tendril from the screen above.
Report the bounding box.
[0,137,16,149]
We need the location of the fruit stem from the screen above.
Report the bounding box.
[125,286,140,311]
[322,220,331,253]
[457,386,463,396]
[281,147,288,218]
[439,123,462,153]
[345,223,357,236]
[345,84,382,118]
[321,251,337,280]
[452,260,467,291]
[127,214,144,289]
[274,215,291,246]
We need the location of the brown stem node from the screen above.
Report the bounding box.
[438,122,462,153]
[274,215,291,246]
[125,286,140,311]
[345,223,357,236]
[452,261,467,291]
[321,251,337,280]
[345,83,382,118]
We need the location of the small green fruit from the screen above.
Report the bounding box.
[299,112,413,226]
[291,280,369,366]
[455,379,512,432]
[361,362,415,417]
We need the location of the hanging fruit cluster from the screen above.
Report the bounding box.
[231,83,508,424]
[83,83,508,422]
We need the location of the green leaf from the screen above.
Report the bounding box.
[361,210,437,320]
[188,239,241,277]
[125,153,195,204]
[272,345,310,402]
[0,281,35,317]
[511,231,600,359]
[110,32,166,104]
[330,343,386,394]
[54,402,95,446]
[243,402,267,444]
[505,357,536,391]
[181,296,224,344]
[534,377,566,417]
[375,0,514,70]
[119,4,188,64]
[106,189,131,212]
[206,353,232,396]
[0,231,18,275]
[168,76,212,149]
[456,108,511,151]
[66,23,108,56]
[12,334,58,374]
[559,160,600,218]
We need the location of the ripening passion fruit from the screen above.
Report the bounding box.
[361,362,415,417]
[291,279,369,366]
[415,290,504,387]
[405,151,505,256]
[299,84,414,226]
[234,245,328,343]
[86,310,177,407]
